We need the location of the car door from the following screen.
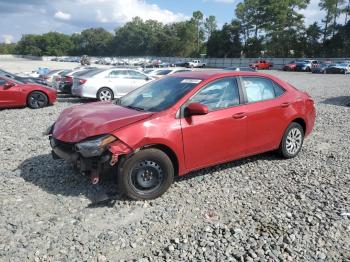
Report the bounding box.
[128,70,150,89]
[181,77,247,171]
[240,76,288,155]
[107,70,131,96]
[0,78,23,108]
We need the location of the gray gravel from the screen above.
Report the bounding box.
[0,69,350,261]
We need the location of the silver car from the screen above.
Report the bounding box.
[71,68,153,101]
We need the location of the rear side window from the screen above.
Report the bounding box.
[128,70,147,80]
[273,82,286,97]
[108,70,128,78]
[242,77,284,103]
[0,79,6,86]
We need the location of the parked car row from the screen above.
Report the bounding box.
[282,60,350,74]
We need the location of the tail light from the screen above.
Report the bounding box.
[65,76,73,83]
[79,79,87,85]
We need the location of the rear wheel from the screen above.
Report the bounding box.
[27,91,48,109]
[118,149,174,200]
[97,87,114,101]
[279,122,304,159]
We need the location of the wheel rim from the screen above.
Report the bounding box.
[29,93,46,108]
[286,128,302,155]
[99,90,112,101]
[130,160,164,192]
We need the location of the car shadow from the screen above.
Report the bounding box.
[322,96,350,107]
[18,151,280,207]
[57,94,96,104]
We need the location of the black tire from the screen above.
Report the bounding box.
[97,87,114,101]
[306,67,311,72]
[279,122,304,159]
[27,91,48,109]
[118,148,174,200]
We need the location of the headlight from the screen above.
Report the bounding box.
[76,135,117,158]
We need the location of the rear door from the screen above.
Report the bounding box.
[128,70,150,89]
[107,70,131,96]
[240,76,289,154]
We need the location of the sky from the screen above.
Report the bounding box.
[0,0,325,43]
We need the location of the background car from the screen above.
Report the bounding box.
[295,60,319,72]
[71,68,153,100]
[0,76,57,109]
[224,67,256,72]
[282,60,299,71]
[59,67,98,94]
[41,69,69,87]
[50,71,316,200]
[0,69,46,86]
[311,62,334,74]
[146,68,192,79]
[249,60,273,70]
[325,63,350,74]
[51,69,72,90]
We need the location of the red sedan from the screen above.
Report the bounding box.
[0,76,57,109]
[48,71,316,200]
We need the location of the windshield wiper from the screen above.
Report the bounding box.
[126,105,146,111]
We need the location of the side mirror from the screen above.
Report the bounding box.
[4,82,15,89]
[185,102,208,117]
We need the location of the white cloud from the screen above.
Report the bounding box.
[214,0,235,3]
[54,0,187,26]
[2,34,14,44]
[54,11,71,21]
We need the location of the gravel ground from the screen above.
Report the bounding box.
[0,61,350,261]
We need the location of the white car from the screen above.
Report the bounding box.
[42,69,69,87]
[145,68,192,79]
[71,68,153,101]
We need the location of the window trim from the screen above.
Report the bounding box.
[179,76,244,118]
[238,76,287,105]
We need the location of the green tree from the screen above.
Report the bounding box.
[0,43,16,54]
[207,20,242,58]
[204,15,217,39]
[192,11,205,55]
[72,28,113,56]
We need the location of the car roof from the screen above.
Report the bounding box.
[172,70,268,80]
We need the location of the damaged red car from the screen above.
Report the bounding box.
[48,71,316,200]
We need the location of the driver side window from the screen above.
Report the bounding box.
[190,78,240,111]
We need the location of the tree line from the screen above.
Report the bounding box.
[1,0,349,58]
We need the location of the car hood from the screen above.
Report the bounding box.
[53,102,153,143]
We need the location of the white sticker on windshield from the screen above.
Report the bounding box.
[181,79,202,84]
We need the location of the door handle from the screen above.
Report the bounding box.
[232,112,247,119]
[281,102,291,108]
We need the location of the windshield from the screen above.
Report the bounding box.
[119,77,202,112]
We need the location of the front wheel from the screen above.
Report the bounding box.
[118,149,174,200]
[97,87,114,101]
[279,122,304,159]
[27,91,48,109]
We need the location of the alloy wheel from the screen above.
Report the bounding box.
[286,128,302,155]
[28,92,47,108]
[99,90,112,101]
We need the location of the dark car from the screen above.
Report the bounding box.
[48,71,316,200]
[224,67,256,72]
[0,69,46,86]
[311,62,334,74]
[324,63,350,74]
